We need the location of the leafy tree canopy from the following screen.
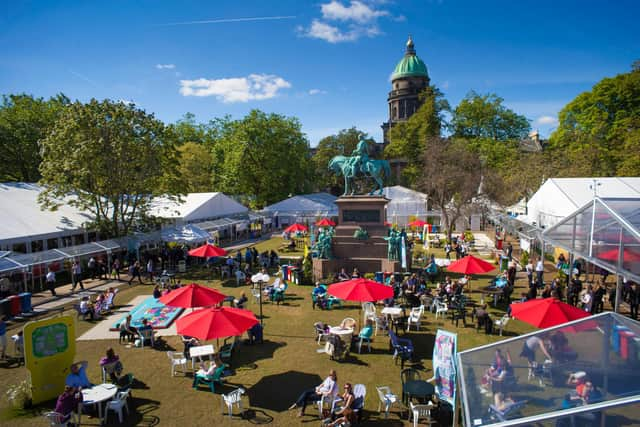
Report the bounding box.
[451,91,530,141]
[0,93,69,182]
[385,86,449,187]
[177,142,214,193]
[312,127,374,194]
[211,109,312,209]
[549,64,640,176]
[38,99,182,237]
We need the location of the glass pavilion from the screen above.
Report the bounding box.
[457,312,640,426]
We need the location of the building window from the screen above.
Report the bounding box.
[12,243,27,253]
[399,102,405,119]
[47,238,59,249]
[392,106,397,120]
[31,240,44,253]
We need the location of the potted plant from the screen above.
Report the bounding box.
[6,379,32,409]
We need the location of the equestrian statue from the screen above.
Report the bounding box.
[328,138,391,196]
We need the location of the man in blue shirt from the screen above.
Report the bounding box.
[65,361,92,388]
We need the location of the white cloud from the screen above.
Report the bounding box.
[300,1,389,43]
[440,80,450,90]
[156,64,176,70]
[536,115,559,125]
[321,1,388,23]
[179,74,291,103]
[308,89,327,95]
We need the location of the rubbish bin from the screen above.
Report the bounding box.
[375,272,383,283]
[19,292,32,313]
[287,266,296,283]
[8,295,21,316]
[495,238,503,250]
[291,268,300,285]
[499,256,509,272]
[178,260,186,273]
[281,265,289,281]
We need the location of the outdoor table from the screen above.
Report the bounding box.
[402,380,435,404]
[481,288,503,307]
[81,383,118,425]
[190,344,216,369]
[329,326,354,341]
[381,307,403,317]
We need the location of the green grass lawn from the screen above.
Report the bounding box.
[0,240,538,427]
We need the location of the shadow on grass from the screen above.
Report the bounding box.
[249,371,322,412]
[235,339,286,366]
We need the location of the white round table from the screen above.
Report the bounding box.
[82,383,118,424]
[329,327,354,340]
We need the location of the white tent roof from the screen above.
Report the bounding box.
[383,185,429,218]
[263,193,338,216]
[527,177,640,228]
[0,183,93,244]
[150,192,248,222]
[160,224,210,243]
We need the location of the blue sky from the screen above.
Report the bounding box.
[1,0,638,145]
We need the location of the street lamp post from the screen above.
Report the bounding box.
[251,272,269,327]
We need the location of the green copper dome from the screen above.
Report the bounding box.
[391,36,429,80]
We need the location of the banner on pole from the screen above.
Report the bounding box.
[433,329,457,408]
[401,236,407,269]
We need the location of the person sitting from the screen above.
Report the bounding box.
[313,283,327,310]
[79,297,95,320]
[182,335,200,359]
[66,361,92,388]
[99,348,123,383]
[55,385,83,424]
[287,239,296,250]
[474,304,490,331]
[234,292,248,309]
[351,268,361,279]
[288,369,338,417]
[119,315,137,343]
[196,354,224,378]
[493,391,515,412]
[152,285,161,299]
[324,382,356,426]
[137,319,154,345]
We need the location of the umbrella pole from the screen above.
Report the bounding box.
[259,280,264,327]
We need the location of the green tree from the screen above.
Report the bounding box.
[38,99,182,237]
[312,127,374,194]
[548,64,640,176]
[211,110,312,208]
[418,137,482,240]
[0,93,69,181]
[167,112,214,147]
[451,91,530,141]
[177,142,214,193]
[384,86,449,187]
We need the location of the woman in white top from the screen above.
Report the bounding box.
[289,369,337,417]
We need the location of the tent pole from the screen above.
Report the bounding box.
[614,228,624,314]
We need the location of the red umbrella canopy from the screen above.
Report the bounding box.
[158,283,226,308]
[510,298,590,329]
[188,243,227,258]
[409,219,428,228]
[596,248,640,263]
[284,223,308,233]
[316,218,336,227]
[327,278,394,302]
[446,255,496,275]
[176,306,258,341]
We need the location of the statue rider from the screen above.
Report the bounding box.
[350,138,370,176]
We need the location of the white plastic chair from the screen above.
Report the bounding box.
[102,360,121,383]
[406,306,424,331]
[166,351,188,376]
[435,301,448,319]
[43,412,66,427]
[221,387,245,418]
[317,388,339,417]
[362,302,376,323]
[494,314,510,336]
[251,287,262,304]
[315,323,330,345]
[410,402,435,427]
[106,390,130,423]
[376,386,399,419]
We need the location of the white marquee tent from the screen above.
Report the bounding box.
[526,177,640,229]
[262,193,338,226]
[383,185,440,227]
[150,192,248,225]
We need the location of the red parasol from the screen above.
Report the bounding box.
[384,221,393,227]
[188,243,227,258]
[596,248,640,263]
[158,283,226,308]
[509,298,590,329]
[176,306,258,341]
[284,223,308,233]
[409,219,428,228]
[327,278,393,302]
[316,218,336,227]
[446,255,496,275]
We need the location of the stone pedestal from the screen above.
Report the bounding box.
[312,196,410,281]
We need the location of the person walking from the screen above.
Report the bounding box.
[629,283,639,320]
[111,258,121,281]
[535,258,544,288]
[88,257,96,280]
[146,258,154,282]
[46,267,57,296]
[128,261,143,285]
[71,260,84,291]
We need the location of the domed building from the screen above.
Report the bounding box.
[381,36,430,145]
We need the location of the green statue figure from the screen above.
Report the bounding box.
[328,138,391,196]
[314,228,333,259]
[385,229,400,261]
